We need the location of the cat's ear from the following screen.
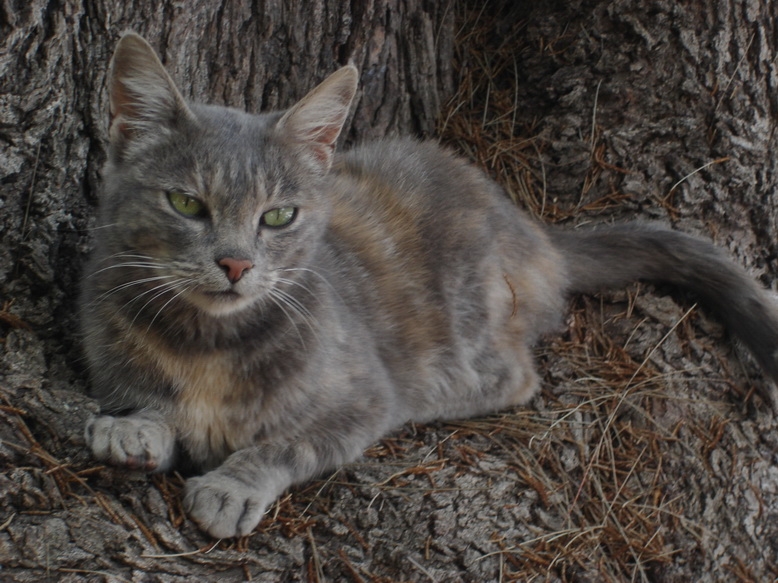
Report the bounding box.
[275,65,358,173]
[108,32,194,151]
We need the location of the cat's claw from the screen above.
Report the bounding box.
[85,414,176,473]
[183,471,275,538]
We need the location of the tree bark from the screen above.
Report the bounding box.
[2,0,778,581]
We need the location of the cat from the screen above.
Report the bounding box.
[82,32,778,539]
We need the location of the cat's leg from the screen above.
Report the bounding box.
[85,410,176,472]
[183,432,377,538]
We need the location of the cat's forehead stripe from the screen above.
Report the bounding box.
[192,155,269,203]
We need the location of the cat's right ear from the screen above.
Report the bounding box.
[107,32,193,154]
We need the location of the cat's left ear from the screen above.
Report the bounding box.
[275,65,358,174]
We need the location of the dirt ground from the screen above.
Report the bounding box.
[2,1,778,581]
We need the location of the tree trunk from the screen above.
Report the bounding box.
[2,0,778,581]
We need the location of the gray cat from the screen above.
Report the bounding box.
[82,33,778,539]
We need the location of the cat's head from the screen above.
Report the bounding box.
[94,33,357,317]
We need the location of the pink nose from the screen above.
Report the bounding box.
[217,257,254,284]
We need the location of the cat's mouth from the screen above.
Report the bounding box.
[205,290,240,299]
[190,288,255,316]
[201,289,245,306]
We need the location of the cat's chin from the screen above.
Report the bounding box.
[189,290,257,317]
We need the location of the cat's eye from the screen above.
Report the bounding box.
[260,207,297,228]
[167,190,206,218]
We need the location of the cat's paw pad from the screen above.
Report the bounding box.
[183,472,275,538]
[85,414,175,472]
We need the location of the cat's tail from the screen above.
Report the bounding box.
[548,223,778,406]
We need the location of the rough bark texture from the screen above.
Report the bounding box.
[2,0,778,581]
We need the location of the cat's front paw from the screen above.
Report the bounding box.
[85,413,176,472]
[183,471,278,538]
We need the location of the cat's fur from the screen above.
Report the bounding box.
[82,33,778,539]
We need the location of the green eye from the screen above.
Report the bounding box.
[167,190,206,217]
[260,207,297,228]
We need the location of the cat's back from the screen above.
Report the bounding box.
[329,139,517,252]
[333,139,498,213]
[325,138,565,343]
[328,138,556,270]
[324,138,566,420]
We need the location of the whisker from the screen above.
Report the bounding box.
[117,278,189,313]
[277,267,342,300]
[270,270,327,347]
[94,274,179,304]
[129,279,192,328]
[271,285,323,340]
[88,223,121,231]
[95,252,155,264]
[275,276,319,300]
[146,285,192,332]
[268,289,310,350]
[272,287,317,323]
[88,262,170,277]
